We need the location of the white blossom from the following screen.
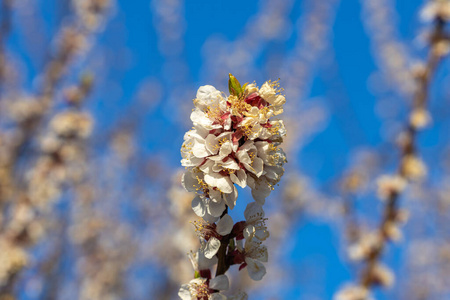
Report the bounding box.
[181,79,286,212]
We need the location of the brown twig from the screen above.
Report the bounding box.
[359,16,448,290]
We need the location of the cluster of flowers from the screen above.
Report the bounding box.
[179,74,287,299]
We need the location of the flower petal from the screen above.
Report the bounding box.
[230,169,247,188]
[216,214,234,236]
[210,293,227,300]
[207,199,226,217]
[204,172,233,193]
[205,134,220,155]
[223,186,238,210]
[182,171,198,193]
[191,196,206,217]
[245,257,266,281]
[209,274,230,291]
[244,202,265,223]
[192,140,209,158]
[251,177,271,204]
[178,284,192,300]
[204,237,221,259]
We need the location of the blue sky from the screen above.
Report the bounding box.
[8,0,450,298]
[97,0,446,298]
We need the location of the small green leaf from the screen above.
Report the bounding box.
[228,238,235,252]
[228,73,243,97]
[242,82,248,91]
[194,270,200,278]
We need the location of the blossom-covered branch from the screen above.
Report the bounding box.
[179,74,287,299]
[335,1,450,299]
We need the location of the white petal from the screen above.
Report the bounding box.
[244,202,265,223]
[210,293,227,300]
[255,228,270,241]
[181,155,204,167]
[230,169,247,188]
[209,274,229,291]
[193,140,209,158]
[197,250,218,270]
[204,173,233,193]
[243,225,255,240]
[251,177,271,204]
[202,213,219,224]
[221,159,239,170]
[252,245,268,262]
[259,82,276,102]
[219,141,233,157]
[178,284,192,300]
[192,196,206,217]
[209,189,222,203]
[199,159,215,173]
[216,214,234,236]
[191,109,211,126]
[223,187,238,210]
[264,165,283,181]
[252,157,264,177]
[245,257,266,281]
[182,171,198,193]
[195,85,221,109]
[207,199,226,217]
[204,237,221,259]
[205,134,220,155]
[273,94,285,106]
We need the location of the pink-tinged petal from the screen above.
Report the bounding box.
[204,237,221,259]
[216,214,234,236]
[204,172,233,193]
[209,274,229,291]
[232,130,243,145]
[245,257,266,281]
